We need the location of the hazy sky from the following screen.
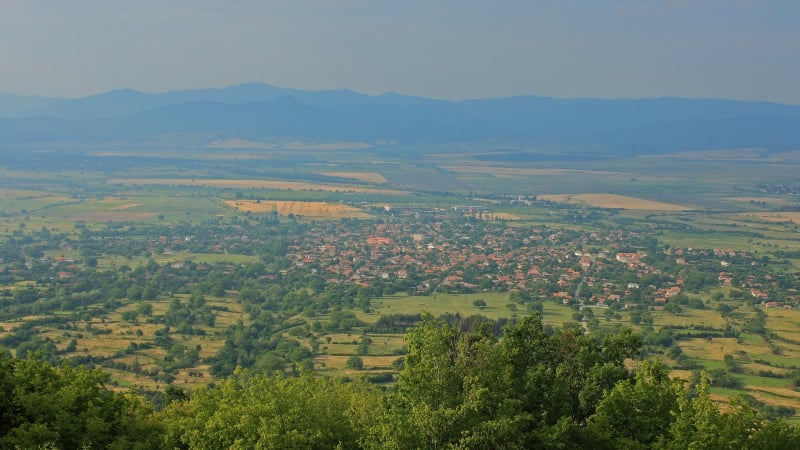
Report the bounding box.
[1,0,798,103]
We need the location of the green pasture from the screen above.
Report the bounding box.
[659,231,761,251]
[152,253,259,265]
[371,292,522,320]
[735,373,793,389]
[737,332,766,346]
[651,307,727,329]
[382,166,473,193]
[542,301,580,325]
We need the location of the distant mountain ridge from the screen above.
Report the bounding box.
[0,92,62,118]
[1,83,799,153]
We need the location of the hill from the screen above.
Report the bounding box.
[1,83,800,153]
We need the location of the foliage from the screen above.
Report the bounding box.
[367,313,641,448]
[160,369,380,449]
[0,350,162,449]
[3,313,800,449]
[347,355,364,370]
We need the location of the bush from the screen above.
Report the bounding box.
[346,355,364,370]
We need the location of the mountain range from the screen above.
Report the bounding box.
[1,83,799,154]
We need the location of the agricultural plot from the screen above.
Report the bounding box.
[381,166,474,192]
[320,172,388,184]
[224,200,371,219]
[730,212,800,225]
[108,178,406,195]
[23,195,227,225]
[370,292,524,320]
[0,295,248,391]
[653,211,800,252]
[314,331,405,377]
[0,190,76,213]
[538,193,692,211]
[722,197,797,208]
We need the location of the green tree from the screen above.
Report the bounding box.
[589,360,682,448]
[659,373,800,449]
[0,351,162,449]
[369,313,642,449]
[346,355,364,370]
[161,370,379,449]
[664,301,683,315]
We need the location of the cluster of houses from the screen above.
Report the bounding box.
[8,216,793,311]
[267,218,795,310]
[275,219,670,302]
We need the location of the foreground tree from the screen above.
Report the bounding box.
[4,312,798,449]
[160,368,381,449]
[367,313,641,449]
[0,350,162,449]
[588,359,682,449]
[659,375,800,450]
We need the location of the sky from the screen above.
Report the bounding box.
[1,0,799,103]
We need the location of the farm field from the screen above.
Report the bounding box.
[108,178,406,195]
[320,171,388,183]
[0,295,247,391]
[224,200,371,219]
[729,211,800,224]
[538,193,693,211]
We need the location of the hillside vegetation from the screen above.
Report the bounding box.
[4,314,800,449]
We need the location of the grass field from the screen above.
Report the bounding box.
[371,292,523,320]
[651,307,727,329]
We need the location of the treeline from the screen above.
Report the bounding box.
[3,314,799,449]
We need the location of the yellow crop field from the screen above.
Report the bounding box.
[109,178,405,194]
[679,337,750,361]
[224,200,371,219]
[746,386,800,408]
[321,172,388,183]
[539,193,690,211]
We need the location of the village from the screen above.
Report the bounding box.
[260,214,791,311]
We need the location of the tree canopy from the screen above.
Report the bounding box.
[2,313,799,449]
